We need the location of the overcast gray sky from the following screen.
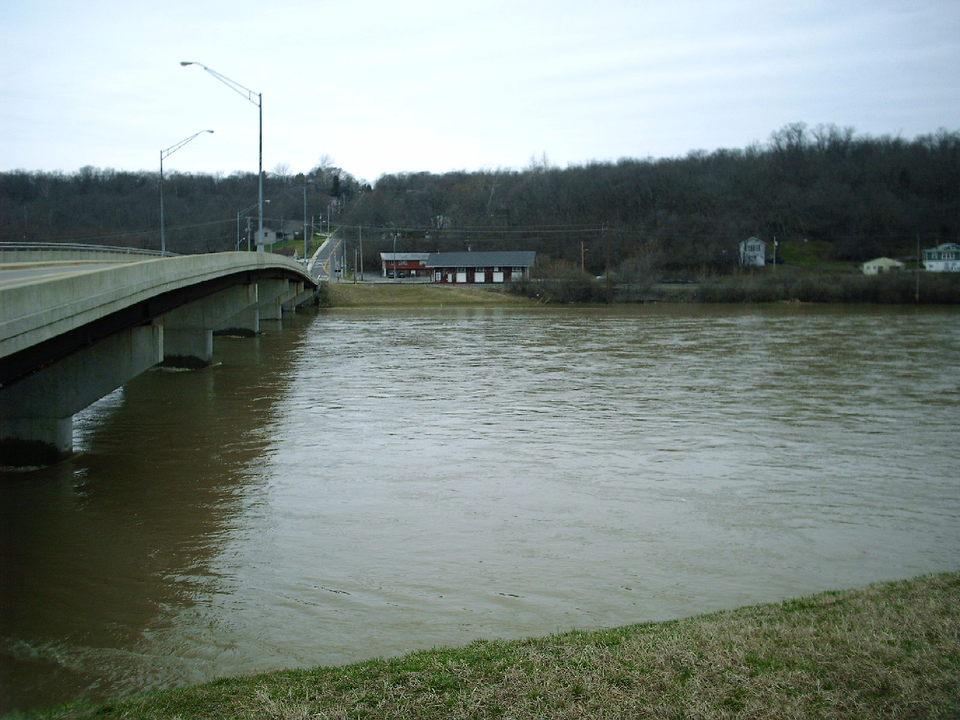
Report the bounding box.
[2,0,958,184]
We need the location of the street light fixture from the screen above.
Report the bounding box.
[160,129,213,255]
[180,61,264,252]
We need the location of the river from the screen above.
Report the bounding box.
[1,304,958,714]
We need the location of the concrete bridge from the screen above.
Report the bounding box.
[0,246,319,466]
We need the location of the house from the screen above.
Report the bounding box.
[922,242,960,272]
[425,251,536,284]
[279,220,305,243]
[738,237,766,267]
[255,228,280,247]
[862,257,905,275]
[380,252,430,278]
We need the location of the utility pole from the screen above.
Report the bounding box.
[915,233,921,303]
[303,181,309,261]
[359,225,364,280]
[581,241,586,271]
[393,231,399,281]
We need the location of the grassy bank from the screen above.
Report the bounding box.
[694,270,960,304]
[322,282,535,307]
[13,573,959,719]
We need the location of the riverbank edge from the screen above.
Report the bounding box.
[11,572,959,720]
[320,274,960,307]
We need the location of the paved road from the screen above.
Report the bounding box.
[308,236,346,282]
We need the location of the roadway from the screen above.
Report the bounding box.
[308,235,341,281]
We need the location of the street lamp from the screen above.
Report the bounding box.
[160,129,213,255]
[180,61,264,252]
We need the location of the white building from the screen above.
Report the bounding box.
[862,257,905,275]
[922,243,960,272]
[738,237,766,267]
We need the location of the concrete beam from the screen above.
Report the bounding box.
[0,323,162,464]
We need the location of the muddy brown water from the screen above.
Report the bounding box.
[2,304,958,714]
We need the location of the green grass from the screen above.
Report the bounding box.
[325,282,535,307]
[10,573,959,720]
[778,240,855,271]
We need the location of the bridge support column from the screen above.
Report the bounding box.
[257,279,290,323]
[162,329,214,367]
[161,284,259,366]
[0,323,162,465]
[216,306,260,337]
[283,282,313,313]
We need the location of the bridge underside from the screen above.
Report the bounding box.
[1,272,317,466]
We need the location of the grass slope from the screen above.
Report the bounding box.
[13,573,959,720]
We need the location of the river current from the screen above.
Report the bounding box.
[1,304,958,713]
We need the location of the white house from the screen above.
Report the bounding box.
[738,237,766,267]
[922,242,960,272]
[862,257,905,275]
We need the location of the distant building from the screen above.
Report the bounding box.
[738,237,766,267]
[922,242,960,272]
[425,251,536,284]
[256,228,280,247]
[862,257,905,275]
[380,252,430,278]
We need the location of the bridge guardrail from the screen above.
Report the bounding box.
[0,242,174,258]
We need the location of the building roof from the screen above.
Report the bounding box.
[424,251,536,268]
[863,257,904,266]
[380,253,430,261]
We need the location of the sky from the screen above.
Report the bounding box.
[2,0,959,184]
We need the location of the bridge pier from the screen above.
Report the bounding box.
[282,282,312,313]
[0,324,162,464]
[160,284,258,367]
[217,306,260,336]
[257,279,290,322]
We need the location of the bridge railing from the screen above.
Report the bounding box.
[0,242,175,257]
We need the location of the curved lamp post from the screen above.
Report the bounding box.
[160,129,213,255]
[181,61,264,252]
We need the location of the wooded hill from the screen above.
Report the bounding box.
[2,123,958,278]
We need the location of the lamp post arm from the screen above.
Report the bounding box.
[180,61,261,107]
[181,60,263,251]
[162,129,214,161]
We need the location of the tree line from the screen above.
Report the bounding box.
[2,123,958,278]
[0,162,363,255]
